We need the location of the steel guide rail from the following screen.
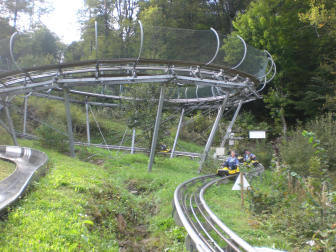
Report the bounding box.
[174,165,264,251]
[0,60,261,103]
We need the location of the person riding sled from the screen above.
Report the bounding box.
[224,150,239,170]
[243,149,256,163]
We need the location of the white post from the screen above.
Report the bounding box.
[85,97,90,144]
[131,128,136,154]
[63,88,75,157]
[170,108,185,158]
[23,95,28,135]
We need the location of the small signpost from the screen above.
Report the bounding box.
[232,172,251,208]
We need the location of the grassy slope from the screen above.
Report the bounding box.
[0,139,292,251]
[0,159,16,181]
[0,139,198,251]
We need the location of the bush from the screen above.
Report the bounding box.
[279,113,336,175]
[279,130,315,177]
[307,113,336,171]
[36,124,68,153]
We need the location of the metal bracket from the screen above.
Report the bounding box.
[214,69,224,80]
[190,66,202,79]
[132,64,137,78]
[95,63,100,79]
[206,28,220,65]
[9,32,22,72]
[232,35,247,70]
[166,65,176,76]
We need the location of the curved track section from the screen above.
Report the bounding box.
[174,165,264,252]
[0,59,264,105]
[0,146,48,213]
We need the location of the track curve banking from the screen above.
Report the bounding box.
[0,146,48,212]
[174,165,264,252]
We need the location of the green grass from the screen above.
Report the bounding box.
[0,139,198,251]
[0,138,292,251]
[0,159,16,181]
[204,175,291,251]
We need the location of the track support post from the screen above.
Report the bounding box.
[63,87,75,157]
[131,128,136,154]
[220,100,243,148]
[198,95,229,173]
[85,97,91,144]
[170,107,185,158]
[23,95,28,135]
[148,86,165,172]
[4,101,18,146]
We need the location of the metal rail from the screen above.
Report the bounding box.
[0,60,259,102]
[174,164,264,251]
[74,142,201,158]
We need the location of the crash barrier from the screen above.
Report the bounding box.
[0,146,48,213]
[173,164,264,251]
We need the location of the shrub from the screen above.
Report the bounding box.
[36,124,68,153]
[307,113,336,171]
[279,130,315,177]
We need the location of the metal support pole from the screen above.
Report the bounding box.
[170,108,185,158]
[220,100,243,148]
[23,95,28,135]
[95,20,98,59]
[85,97,91,144]
[198,95,229,173]
[131,128,136,154]
[63,88,75,157]
[148,86,165,172]
[4,103,18,146]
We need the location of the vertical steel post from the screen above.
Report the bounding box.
[220,100,243,148]
[148,86,165,172]
[23,95,28,135]
[4,102,18,146]
[198,95,229,173]
[95,21,98,59]
[170,108,185,158]
[85,97,91,144]
[131,128,136,154]
[63,88,75,157]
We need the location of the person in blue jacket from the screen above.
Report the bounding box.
[243,149,256,162]
[224,150,239,170]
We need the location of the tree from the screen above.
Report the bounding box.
[299,0,336,112]
[233,0,331,134]
[0,0,49,29]
[121,83,174,150]
[139,0,252,33]
[12,25,63,68]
